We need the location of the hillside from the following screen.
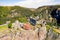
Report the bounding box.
[0,6,35,24]
[36,5,60,18]
[0,5,60,40]
[0,5,60,25]
[36,5,60,26]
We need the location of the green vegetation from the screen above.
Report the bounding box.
[46,25,50,31]
[8,22,12,29]
[0,24,8,32]
[0,6,35,24]
[0,5,60,25]
[0,5,60,34]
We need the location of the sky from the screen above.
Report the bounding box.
[0,0,60,8]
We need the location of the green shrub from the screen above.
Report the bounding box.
[46,25,50,31]
[18,18,27,23]
[8,22,12,29]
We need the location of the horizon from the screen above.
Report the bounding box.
[0,5,60,9]
[0,0,60,8]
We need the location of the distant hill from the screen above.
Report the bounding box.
[0,5,60,24]
[0,6,35,24]
[36,5,60,18]
[0,6,35,18]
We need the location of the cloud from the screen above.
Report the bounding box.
[15,0,55,8]
[0,0,60,8]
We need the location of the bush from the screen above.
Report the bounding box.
[46,25,50,31]
[8,22,12,29]
[18,18,27,23]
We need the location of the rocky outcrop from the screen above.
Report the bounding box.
[0,27,60,40]
[46,28,60,40]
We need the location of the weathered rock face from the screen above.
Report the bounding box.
[0,28,60,40]
[15,29,38,40]
[12,20,24,29]
[46,28,60,40]
[39,27,47,40]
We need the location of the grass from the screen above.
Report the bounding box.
[0,24,8,32]
[53,28,60,34]
[46,25,60,34]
